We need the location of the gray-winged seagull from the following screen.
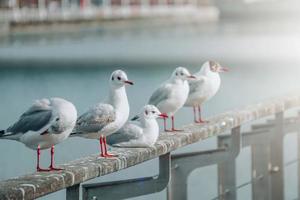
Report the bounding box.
[72,70,133,158]
[134,67,195,132]
[184,61,228,123]
[107,105,167,147]
[0,97,77,171]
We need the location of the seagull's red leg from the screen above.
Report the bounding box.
[103,137,117,157]
[171,116,183,132]
[100,135,106,157]
[193,106,200,123]
[49,145,63,171]
[163,117,172,132]
[163,117,167,132]
[36,145,50,172]
[198,106,209,123]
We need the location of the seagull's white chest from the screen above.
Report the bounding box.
[20,128,72,150]
[185,73,221,106]
[142,121,159,146]
[101,106,129,136]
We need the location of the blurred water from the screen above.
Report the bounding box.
[0,20,300,199]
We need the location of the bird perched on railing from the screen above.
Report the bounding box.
[107,105,168,148]
[0,98,77,172]
[184,61,229,123]
[72,70,133,158]
[133,67,195,132]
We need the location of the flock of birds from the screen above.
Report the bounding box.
[0,61,228,172]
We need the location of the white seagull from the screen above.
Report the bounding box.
[72,70,133,158]
[107,105,168,148]
[137,67,195,132]
[184,61,228,123]
[0,98,77,172]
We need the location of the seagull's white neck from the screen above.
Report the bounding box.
[140,118,159,138]
[169,77,186,85]
[197,67,220,79]
[108,86,129,112]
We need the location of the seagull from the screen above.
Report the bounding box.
[107,105,168,148]
[133,67,195,132]
[0,98,77,172]
[72,70,133,158]
[184,61,228,123]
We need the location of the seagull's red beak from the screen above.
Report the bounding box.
[219,67,229,72]
[124,80,134,85]
[159,113,168,118]
[188,75,196,79]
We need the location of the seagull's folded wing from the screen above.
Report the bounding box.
[6,98,53,135]
[75,103,116,133]
[188,75,207,95]
[148,83,173,107]
[106,121,143,145]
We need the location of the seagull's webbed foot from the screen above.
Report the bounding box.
[171,128,183,132]
[49,166,63,171]
[100,153,118,158]
[195,119,209,124]
[37,167,51,172]
[105,152,118,157]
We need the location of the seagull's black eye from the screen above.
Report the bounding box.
[117,76,121,80]
[180,72,184,76]
[112,77,114,81]
[152,111,155,114]
[56,118,59,121]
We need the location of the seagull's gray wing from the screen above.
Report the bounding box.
[106,121,143,145]
[148,83,172,106]
[188,76,206,95]
[75,103,116,133]
[6,99,53,135]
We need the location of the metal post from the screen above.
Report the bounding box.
[66,184,80,200]
[269,112,284,200]
[169,126,240,200]
[298,116,300,199]
[251,144,269,200]
[82,153,170,200]
[217,127,240,200]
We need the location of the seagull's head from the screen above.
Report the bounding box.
[141,105,168,120]
[207,61,229,73]
[110,70,134,88]
[172,67,196,80]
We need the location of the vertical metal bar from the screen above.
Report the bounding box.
[251,144,269,200]
[269,112,284,200]
[297,112,300,199]
[298,132,300,200]
[66,184,80,200]
[167,166,189,200]
[217,127,240,200]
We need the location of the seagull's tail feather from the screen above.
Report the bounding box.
[69,129,84,137]
[131,115,140,121]
[0,130,6,138]
[70,131,77,137]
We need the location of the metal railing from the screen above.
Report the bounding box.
[0,93,300,200]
